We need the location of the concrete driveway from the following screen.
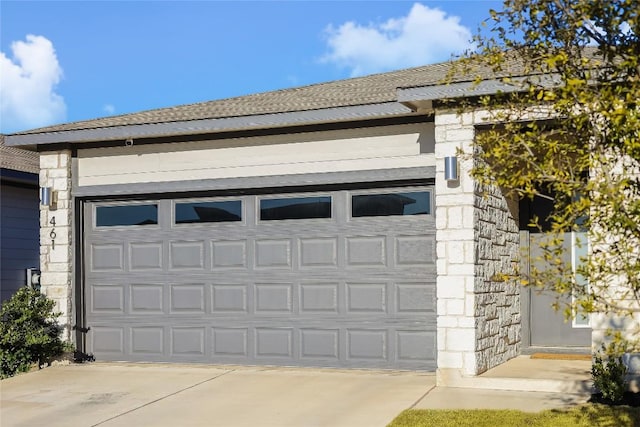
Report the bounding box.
[1,363,434,427]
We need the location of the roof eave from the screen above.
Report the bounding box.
[398,79,520,104]
[5,102,416,148]
[398,74,562,104]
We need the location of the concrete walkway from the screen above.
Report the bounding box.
[0,356,594,427]
[415,355,593,412]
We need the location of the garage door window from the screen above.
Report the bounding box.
[96,204,158,227]
[175,200,242,224]
[352,191,431,217]
[260,196,331,220]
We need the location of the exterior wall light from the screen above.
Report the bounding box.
[444,156,459,182]
[26,268,41,291]
[40,186,53,206]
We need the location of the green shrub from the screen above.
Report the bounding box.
[0,287,65,379]
[591,343,628,403]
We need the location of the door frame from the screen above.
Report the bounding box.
[519,230,591,351]
[520,231,533,348]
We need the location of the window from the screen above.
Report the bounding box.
[96,204,158,227]
[260,196,331,220]
[175,200,242,224]
[352,191,431,217]
[572,231,590,327]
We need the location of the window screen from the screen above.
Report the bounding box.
[96,204,158,226]
[352,191,431,217]
[175,200,242,224]
[260,196,331,220]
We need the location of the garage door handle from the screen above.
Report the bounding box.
[73,325,91,333]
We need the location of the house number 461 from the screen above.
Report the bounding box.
[49,216,56,249]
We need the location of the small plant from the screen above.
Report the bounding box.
[0,287,65,379]
[591,343,628,404]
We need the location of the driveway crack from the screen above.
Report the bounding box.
[90,369,235,426]
[409,384,436,409]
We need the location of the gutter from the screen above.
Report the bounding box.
[5,102,415,148]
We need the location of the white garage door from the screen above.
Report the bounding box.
[83,184,436,369]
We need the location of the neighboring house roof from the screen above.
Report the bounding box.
[0,135,39,174]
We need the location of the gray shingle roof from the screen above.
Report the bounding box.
[11,61,460,136]
[5,46,603,147]
[10,46,554,145]
[0,135,39,174]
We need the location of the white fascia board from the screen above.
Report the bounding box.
[5,102,414,147]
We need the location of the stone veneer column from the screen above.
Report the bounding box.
[435,110,478,377]
[39,150,74,342]
[435,109,521,380]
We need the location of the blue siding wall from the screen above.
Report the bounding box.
[1,182,39,302]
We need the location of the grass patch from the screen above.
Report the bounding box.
[387,404,640,427]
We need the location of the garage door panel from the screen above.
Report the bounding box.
[171,328,206,356]
[395,236,435,265]
[300,283,339,313]
[255,239,292,268]
[346,237,386,266]
[85,185,436,369]
[300,329,340,359]
[212,328,249,356]
[211,240,247,269]
[91,285,124,313]
[91,244,124,271]
[347,329,387,360]
[396,283,436,313]
[299,237,338,268]
[90,327,124,354]
[396,331,435,361]
[346,283,387,313]
[170,284,205,313]
[170,241,205,270]
[255,283,293,314]
[255,328,293,358]
[131,327,164,355]
[130,284,164,314]
[212,284,248,313]
[130,242,163,270]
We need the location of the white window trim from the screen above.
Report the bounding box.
[571,231,591,328]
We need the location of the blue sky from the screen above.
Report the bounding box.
[0,1,503,134]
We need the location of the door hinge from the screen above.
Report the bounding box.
[73,325,91,333]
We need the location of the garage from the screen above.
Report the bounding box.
[83,184,436,369]
[5,60,536,379]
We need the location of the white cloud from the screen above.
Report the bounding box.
[103,104,116,115]
[0,35,66,132]
[321,3,473,77]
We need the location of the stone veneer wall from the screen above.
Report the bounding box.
[473,182,521,373]
[39,150,74,341]
[435,109,521,377]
